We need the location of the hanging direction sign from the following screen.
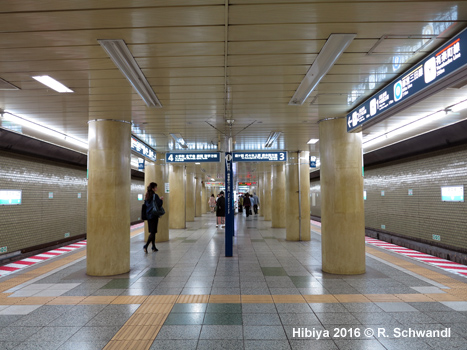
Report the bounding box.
[310,156,317,168]
[166,152,221,163]
[131,136,156,161]
[233,151,287,162]
[347,27,467,132]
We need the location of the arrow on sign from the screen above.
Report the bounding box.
[348,116,352,128]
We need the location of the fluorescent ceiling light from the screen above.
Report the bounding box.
[450,100,467,112]
[264,131,281,148]
[2,111,88,149]
[98,39,162,108]
[289,34,356,105]
[32,76,73,93]
[170,133,188,149]
[307,138,319,144]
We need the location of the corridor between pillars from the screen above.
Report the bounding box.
[263,167,272,221]
[319,117,365,275]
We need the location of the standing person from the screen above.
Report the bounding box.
[143,182,163,253]
[243,193,251,218]
[252,192,260,215]
[238,194,244,213]
[208,194,216,213]
[216,191,226,228]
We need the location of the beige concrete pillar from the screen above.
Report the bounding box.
[319,117,365,274]
[285,151,311,241]
[186,166,195,222]
[155,156,169,242]
[169,164,186,229]
[143,162,157,242]
[87,119,131,276]
[195,176,202,217]
[271,163,286,228]
[201,180,208,214]
[263,165,272,221]
[258,167,264,217]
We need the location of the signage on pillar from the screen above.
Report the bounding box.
[310,156,317,168]
[138,158,145,171]
[131,136,156,161]
[233,151,287,162]
[225,152,234,257]
[166,152,221,163]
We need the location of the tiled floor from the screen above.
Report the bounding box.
[0,213,467,349]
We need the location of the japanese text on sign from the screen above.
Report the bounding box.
[233,152,287,162]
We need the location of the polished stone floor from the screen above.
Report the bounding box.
[1,212,467,349]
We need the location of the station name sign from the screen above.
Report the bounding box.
[233,151,287,162]
[347,27,467,132]
[166,152,221,163]
[131,136,156,161]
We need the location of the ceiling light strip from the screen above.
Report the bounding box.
[98,39,162,108]
[289,34,356,106]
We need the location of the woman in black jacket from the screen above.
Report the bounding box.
[216,191,226,228]
[143,182,163,253]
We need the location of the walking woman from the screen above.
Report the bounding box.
[208,194,216,213]
[143,182,164,253]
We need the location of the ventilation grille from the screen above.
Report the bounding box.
[0,78,20,90]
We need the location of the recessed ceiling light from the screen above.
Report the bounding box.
[307,139,319,144]
[32,76,73,93]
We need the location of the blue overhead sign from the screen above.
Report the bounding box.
[166,152,220,163]
[233,151,287,162]
[131,136,156,161]
[347,27,467,132]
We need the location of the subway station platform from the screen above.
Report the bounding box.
[1,215,467,350]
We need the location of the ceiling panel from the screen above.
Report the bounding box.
[0,1,466,182]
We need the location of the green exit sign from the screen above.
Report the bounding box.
[64,232,70,238]
[0,247,7,253]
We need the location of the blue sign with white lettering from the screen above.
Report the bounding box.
[225,153,234,257]
[233,151,287,162]
[309,156,317,168]
[347,27,467,132]
[166,152,221,163]
[131,136,156,161]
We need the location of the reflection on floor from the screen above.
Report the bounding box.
[1,213,467,350]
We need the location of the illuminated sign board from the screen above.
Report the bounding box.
[233,151,287,162]
[0,190,22,205]
[238,182,257,186]
[348,27,467,132]
[131,136,156,161]
[166,152,220,163]
[310,156,317,168]
[441,186,464,202]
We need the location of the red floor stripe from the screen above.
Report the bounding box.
[0,266,20,272]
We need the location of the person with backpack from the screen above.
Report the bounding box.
[143,182,164,253]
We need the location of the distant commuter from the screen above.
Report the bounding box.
[209,194,216,213]
[216,191,226,228]
[243,193,251,217]
[252,192,260,215]
[143,182,163,253]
